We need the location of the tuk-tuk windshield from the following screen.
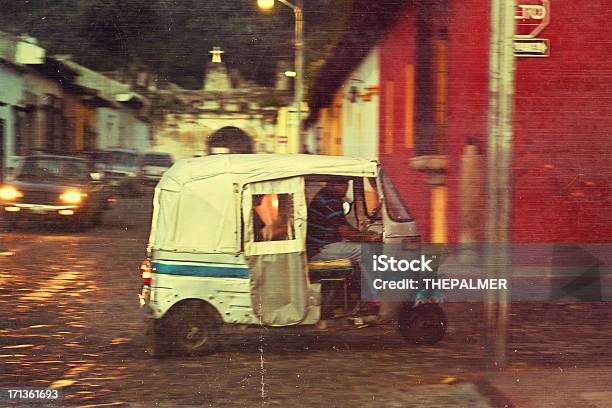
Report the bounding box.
[381,172,414,222]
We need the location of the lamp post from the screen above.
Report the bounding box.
[257,0,304,153]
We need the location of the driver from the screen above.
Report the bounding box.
[307,176,380,263]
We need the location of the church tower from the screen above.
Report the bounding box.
[204,47,232,92]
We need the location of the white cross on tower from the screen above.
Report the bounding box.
[209,46,224,63]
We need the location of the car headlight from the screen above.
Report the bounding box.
[60,190,87,204]
[0,186,23,201]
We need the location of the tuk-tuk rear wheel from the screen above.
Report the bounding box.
[398,303,446,346]
[165,300,220,355]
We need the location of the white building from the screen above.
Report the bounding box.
[55,56,151,153]
[0,33,45,178]
[0,61,25,177]
[340,48,380,160]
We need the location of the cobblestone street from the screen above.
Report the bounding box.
[1,193,611,407]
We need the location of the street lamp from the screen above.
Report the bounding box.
[257,0,275,9]
[257,0,304,153]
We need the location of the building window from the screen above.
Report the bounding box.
[252,193,295,242]
[84,124,97,151]
[64,117,76,151]
[43,94,64,153]
[13,108,26,156]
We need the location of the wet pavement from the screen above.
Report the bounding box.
[1,191,611,407]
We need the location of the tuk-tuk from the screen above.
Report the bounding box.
[140,154,445,356]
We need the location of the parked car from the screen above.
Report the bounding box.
[96,149,144,195]
[141,152,173,184]
[0,154,114,230]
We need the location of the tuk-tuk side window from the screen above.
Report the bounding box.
[252,193,296,242]
[381,174,414,222]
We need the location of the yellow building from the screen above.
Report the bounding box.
[316,89,344,156]
[63,88,104,152]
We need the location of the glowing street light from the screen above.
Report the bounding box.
[257,0,304,153]
[257,0,275,10]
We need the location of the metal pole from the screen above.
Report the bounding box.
[263,0,303,153]
[495,0,516,370]
[294,0,304,153]
[485,0,515,370]
[485,0,501,357]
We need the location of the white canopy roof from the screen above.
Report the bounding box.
[158,154,378,191]
[150,154,378,255]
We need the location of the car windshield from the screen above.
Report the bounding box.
[143,154,172,167]
[108,151,139,166]
[19,157,88,181]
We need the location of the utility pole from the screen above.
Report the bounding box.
[485,0,516,369]
[257,0,304,153]
[294,0,304,152]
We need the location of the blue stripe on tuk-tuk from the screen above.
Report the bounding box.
[153,262,249,279]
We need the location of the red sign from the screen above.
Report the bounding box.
[277,135,288,144]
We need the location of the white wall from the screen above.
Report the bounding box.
[97,107,120,149]
[303,124,319,154]
[341,48,379,160]
[0,64,24,169]
[131,117,150,152]
[14,38,44,65]
[97,107,150,152]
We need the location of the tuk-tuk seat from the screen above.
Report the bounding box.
[308,259,354,282]
[308,259,353,312]
[308,259,352,270]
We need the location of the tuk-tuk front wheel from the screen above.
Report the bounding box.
[165,300,220,355]
[398,303,446,346]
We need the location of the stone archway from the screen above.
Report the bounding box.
[207,126,254,155]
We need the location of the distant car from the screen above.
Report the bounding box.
[0,154,114,230]
[141,152,173,184]
[96,149,143,195]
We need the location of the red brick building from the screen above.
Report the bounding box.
[307,0,612,244]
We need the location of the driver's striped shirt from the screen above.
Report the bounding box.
[306,187,347,257]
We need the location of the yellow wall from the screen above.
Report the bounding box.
[64,94,97,151]
[316,89,344,156]
[431,186,448,243]
[404,64,415,149]
[330,90,343,156]
[384,80,394,154]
